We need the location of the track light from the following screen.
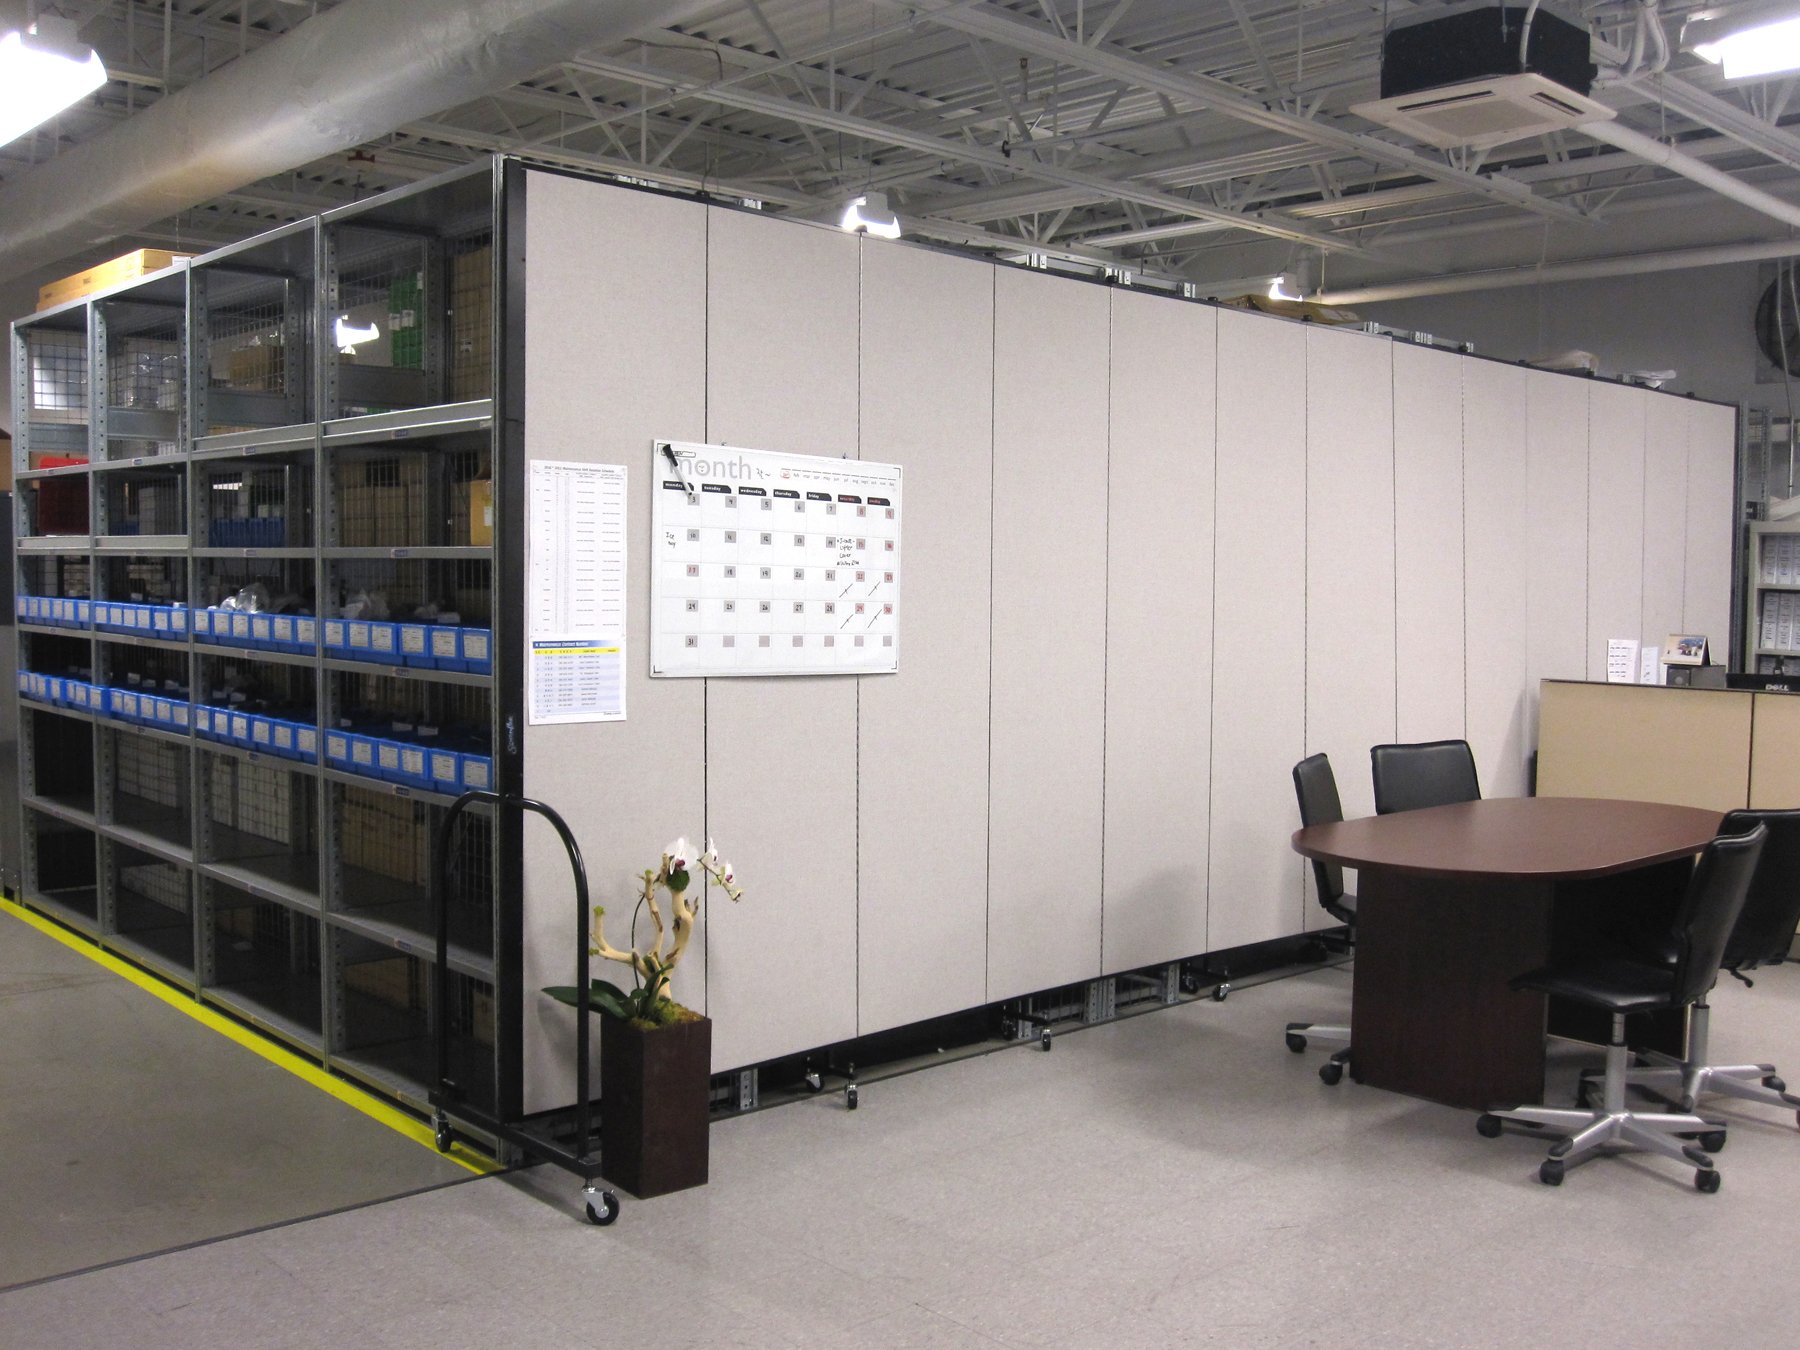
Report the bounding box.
[0,17,106,149]
[839,191,902,240]
[1689,7,1800,79]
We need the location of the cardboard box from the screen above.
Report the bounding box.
[346,954,420,1011]
[448,244,493,402]
[458,479,493,547]
[226,342,285,391]
[37,249,195,311]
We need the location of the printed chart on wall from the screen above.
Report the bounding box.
[650,440,902,677]
[528,460,627,723]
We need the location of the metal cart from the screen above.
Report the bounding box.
[429,789,621,1225]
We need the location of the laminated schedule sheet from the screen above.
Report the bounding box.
[528,460,628,723]
[650,440,902,677]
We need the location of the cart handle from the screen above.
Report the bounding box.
[433,790,595,1154]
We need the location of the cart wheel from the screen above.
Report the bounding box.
[1539,1159,1564,1187]
[1040,1030,1053,1051]
[584,1189,620,1226]
[1179,969,1201,995]
[1319,1060,1343,1086]
[433,1115,453,1154]
[1286,1032,1307,1054]
[1699,1129,1727,1154]
[846,1084,859,1111]
[1212,982,1231,1002]
[804,1071,824,1093]
[1695,1167,1721,1194]
[1476,1114,1503,1139]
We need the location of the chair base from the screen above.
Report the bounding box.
[1285,1022,1352,1085]
[1479,1017,1721,1190]
[1576,1001,1800,1122]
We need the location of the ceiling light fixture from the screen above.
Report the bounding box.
[1688,8,1800,79]
[0,16,106,149]
[839,191,902,240]
[334,316,380,353]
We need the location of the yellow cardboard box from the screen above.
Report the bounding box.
[37,249,195,311]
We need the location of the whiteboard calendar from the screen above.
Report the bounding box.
[650,440,902,678]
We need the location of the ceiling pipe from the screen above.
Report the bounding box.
[0,0,718,286]
[1318,237,1800,306]
[1581,118,1800,230]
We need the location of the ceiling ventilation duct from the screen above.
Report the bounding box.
[1351,4,1614,149]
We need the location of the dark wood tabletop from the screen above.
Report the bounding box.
[1292,797,1724,881]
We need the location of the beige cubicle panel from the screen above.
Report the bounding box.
[1750,693,1800,809]
[1536,681,1752,811]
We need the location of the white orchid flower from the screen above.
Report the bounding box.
[663,837,691,871]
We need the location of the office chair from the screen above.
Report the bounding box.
[1582,807,1800,1126]
[1285,753,1355,1086]
[1476,824,1767,1192]
[1370,739,1481,816]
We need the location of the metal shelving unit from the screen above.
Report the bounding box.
[9,161,505,1128]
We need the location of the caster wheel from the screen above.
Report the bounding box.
[1286,1033,1307,1054]
[1476,1114,1503,1139]
[1319,1061,1343,1086]
[584,1190,620,1226]
[1212,983,1230,1003]
[1000,1018,1017,1041]
[1298,939,1328,964]
[1696,1168,1721,1194]
[1539,1160,1564,1187]
[1179,971,1201,995]
[1039,1030,1053,1051]
[846,1084,859,1110]
[804,1071,824,1093]
[433,1117,453,1154]
[1679,1094,1698,1114]
[1765,1074,1786,1093]
[1700,1130,1727,1154]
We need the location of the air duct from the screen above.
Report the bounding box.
[0,0,717,286]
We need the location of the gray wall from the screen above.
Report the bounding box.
[519,170,1739,1111]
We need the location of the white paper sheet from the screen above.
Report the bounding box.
[528,460,627,723]
[1606,638,1640,684]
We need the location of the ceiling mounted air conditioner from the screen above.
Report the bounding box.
[1351,72,1615,150]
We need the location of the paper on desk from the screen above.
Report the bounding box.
[1607,638,1640,683]
[1639,646,1662,684]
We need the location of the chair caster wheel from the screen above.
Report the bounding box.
[1765,1074,1786,1093]
[1286,1033,1307,1054]
[583,1189,620,1225]
[846,1084,859,1110]
[1319,1060,1343,1086]
[1039,1030,1052,1051]
[432,1115,453,1154]
[804,1071,824,1093]
[1696,1168,1721,1194]
[1539,1160,1564,1186]
[1476,1114,1503,1139]
[1700,1129,1727,1154]
[1212,983,1230,1002]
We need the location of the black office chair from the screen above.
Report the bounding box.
[1477,824,1767,1192]
[1370,739,1481,816]
[1591,807,1800,1126]
[1284,753,1355,1086]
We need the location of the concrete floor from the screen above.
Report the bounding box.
[6,945,1800,1346]
[0,906,471,1289]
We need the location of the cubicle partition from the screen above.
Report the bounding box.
[515,169,1738,1111]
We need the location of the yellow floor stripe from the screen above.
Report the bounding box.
[1,896,498,1175]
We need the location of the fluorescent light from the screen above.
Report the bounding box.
[0,21,107,149]
[1690,12,1800,79]
[839,191,902,240]
[1267,274,1300,301]
[334,316,379,352]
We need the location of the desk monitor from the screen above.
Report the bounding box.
[1727,672,1800,694]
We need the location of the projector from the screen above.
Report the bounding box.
[1351,5,1613,150]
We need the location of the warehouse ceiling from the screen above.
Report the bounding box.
[6,0,1800,303]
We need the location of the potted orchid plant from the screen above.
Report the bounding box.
[544,836,742,1199]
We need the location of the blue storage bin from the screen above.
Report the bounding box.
[170,700,190,732]
[149,605,171,637]
[348,732,381,779]
[398,622,433,668]
[459,628,492,675]
[192,705,214,740]
[267,720,295,759]
[394,742,432,790]
[73,598,92,628]
[108,688,137,721]
[344,620,373,662]
[293,616,318,655]
[325,729,353,772]
[366,622,402,666]
[458,754,492,793]
[426,626,466,671]
[324,619,351,659]
[43,675,64,705]
[269,615,297,653]
[191,608,214,641]
[227,611,254,647]
[249,614,275,649]
[293,725,319,765]
[374,737,405,782]
[226,710,251,748]
[244,713,272,753]
[427,747,461,793]
[168,606,187,637]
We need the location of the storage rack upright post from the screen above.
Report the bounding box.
[9,162,513,1145]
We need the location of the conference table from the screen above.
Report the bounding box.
[1291,797,1722,1111]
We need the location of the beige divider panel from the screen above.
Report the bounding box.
[519,173,708,1112]
[1587,382,1647,680]
[986,268,1110,1002]
[1686,401,1738,644]
[1392,342,1466,744]
[1465,360,1531,797]
[1750,693,1800,808]
[857,242,994,1034]
[1208,308,1306,950]
[1642,396,1691,653]
[703,207,861,1071]
[1524,370,1589,746]
[1304,325,1394,925]
[1102,289,1216,973]
[1537,681,1751,810]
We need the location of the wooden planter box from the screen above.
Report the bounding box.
[600,1014,711,1199]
